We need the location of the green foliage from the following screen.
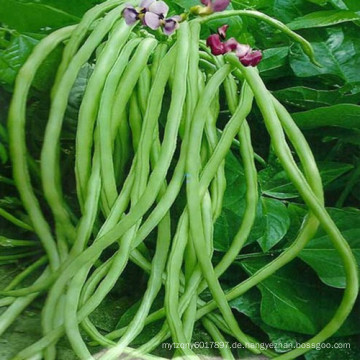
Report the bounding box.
[272,87,360,110]
[0,32,40,87]
[299,207,360,288]
[240,259,360,335]
[287,10,360,30]
[292,104,360,130]
[0,0,359,359]
[0,0,92,32]
[289,27,360,91]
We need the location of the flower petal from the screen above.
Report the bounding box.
[235,43,251,58]
[163,18,179,36]
[123,7,139,25]
[144,12,161,29]
[211,0,230,12]
[224,38,239,52]
[201,0,211,5]
[240,50,262,67]
[172,15,183,21]
[140,0,155,10]
[149,1,169,16]
[206,34,225,55]
[217,24,229,39]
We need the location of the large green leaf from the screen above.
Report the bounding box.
[272,0,322,23]
[89,295,133,332]
[306,0,328,5]
[257,198,290,252]
[259,162,353,199]
[230,287,262,319]
[273,86,360,110]
[0,34,39,87]
[213,154,264,251]
[321,127,360,146]
[292,104,360,130]
[240,259,360,335]
[0,0,80,32]
[258,47,291,79]
[18,0,103,17]
[259,167,299,199]
[289,28,360,90]
[341,0,360,11]
[287,10,360,30]
[299,208,360,288]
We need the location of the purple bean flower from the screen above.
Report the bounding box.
[201,0,230,13]
[122,0,166,26]
[206,34,225,55]
[163,15,182,35]
[206,25,262,67]
[217,24,229,39]
[239,50,262,67]
[123,5,140,25]
[191,0,229,15]
[140,0,156,9]
[224,38,239,52]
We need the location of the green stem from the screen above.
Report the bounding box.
[4,256,47,291]
[0,209,33,231]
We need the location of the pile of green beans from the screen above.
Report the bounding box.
[2,0,358,359]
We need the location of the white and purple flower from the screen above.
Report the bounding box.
[122,0,182,35]
[143,1,169,29]
[163,15,182,35]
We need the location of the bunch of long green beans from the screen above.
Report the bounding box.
[1,0,358,359]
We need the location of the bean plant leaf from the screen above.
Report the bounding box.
[287,10,360,30]
[240,259,360,335]
[292,104,360,130]
[259,162,353,199]
[258,47,291,79]
[0,33,39,87]
[273,87,360,110]
[306,0,328,5]
[272,0,321,23]
[299,208,360,288]
[289,27,360,91]
[344,0,360,11]
[89,295,133,332]
[257,197,290,252]
[321,127,360,146]
[0,0,80,32]
[17,0,103,17]
[214,152,264,251]
[259,167,299,199]
[230,288,262,319]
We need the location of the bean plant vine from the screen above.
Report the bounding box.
[1,0,358,359]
